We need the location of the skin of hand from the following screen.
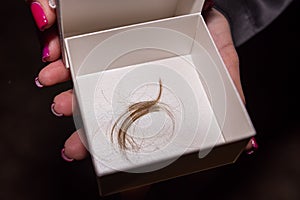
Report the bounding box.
[31,0,250,160]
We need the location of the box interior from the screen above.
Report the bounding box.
[56,0,256,195]
[64,12,255,175]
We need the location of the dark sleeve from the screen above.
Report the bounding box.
[214,0,293,46]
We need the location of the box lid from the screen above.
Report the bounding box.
[57,0,205,38]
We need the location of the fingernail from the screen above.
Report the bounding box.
[42,44,50,62]
[247,137,259,155]
[61,148,74,162]
[48,0,57,9]
[51,103,63,117]
[35,77,43,88]
[31,2,48,31]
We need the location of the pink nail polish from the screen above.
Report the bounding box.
[35,77,43,88]
[247,137,259,155]
[51,103,63,117]
[42,45,50,62]
[30,2,48,31]
[61,148,74,162]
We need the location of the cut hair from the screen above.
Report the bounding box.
[110,79,175,151]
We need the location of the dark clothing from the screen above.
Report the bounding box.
[214,0,293,46]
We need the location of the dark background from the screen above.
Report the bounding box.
[0,1,299,200]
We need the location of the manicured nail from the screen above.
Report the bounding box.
[51,103,63,117]
[247,137,259,155]
[61,148,74,162]
[31,2,48,31]
[35,77,43,88]
[42,45,50,62]
[48,0,57,9]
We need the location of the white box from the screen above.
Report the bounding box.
[56,0,255,196]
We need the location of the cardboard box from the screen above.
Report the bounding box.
[56,0,256,196]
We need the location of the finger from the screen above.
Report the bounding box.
[245,137,259,155]
[219,43,245,103]
[62,131,89,161]
[30,0,56,31]
[51,89,73,117]
[36,59,70,87]
[205,9,245,103]
[42,27,61,62]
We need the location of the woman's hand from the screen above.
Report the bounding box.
[29,0,87,160]
[30,0,257,161]
[204,9,258,154]
[204,8,245,102]
[204,9,258,153]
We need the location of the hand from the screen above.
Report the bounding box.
[30,1,257,161]
[204,8,245,102]
[204,9,258,153]
[29,0,87,160]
